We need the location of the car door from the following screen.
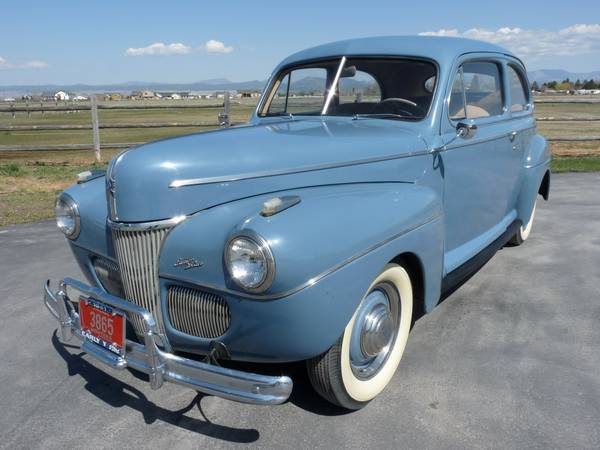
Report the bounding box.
[505,61,536,203]
[440,56,522,274]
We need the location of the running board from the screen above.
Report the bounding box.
[440,220,521,300]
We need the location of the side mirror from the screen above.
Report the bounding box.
[456,122,477,139]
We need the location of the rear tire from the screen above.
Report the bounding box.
[306,263,413,410]
[510,200,537,246]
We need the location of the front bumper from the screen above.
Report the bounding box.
[43,277,293,405]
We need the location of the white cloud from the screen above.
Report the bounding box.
[24,60,48,69]
[419,24,600,59]
[204,39,233,54]
[125,40,234,56]
[125,42,192,56]
[0,56,48,70]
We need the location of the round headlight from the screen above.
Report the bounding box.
[55,194,80,239]
[225,233,275,292]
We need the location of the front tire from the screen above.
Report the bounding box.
[306,263,413,410]
[510,200,537,246]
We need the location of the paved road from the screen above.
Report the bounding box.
[1,173,599,449]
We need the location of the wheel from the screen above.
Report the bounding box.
[510,200,537,246]
[306,263,413,410]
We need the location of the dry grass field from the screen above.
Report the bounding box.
[0,97,599,226]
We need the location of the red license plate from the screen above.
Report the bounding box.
[79,297,126,356]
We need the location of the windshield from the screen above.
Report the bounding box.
[259,57,437,120]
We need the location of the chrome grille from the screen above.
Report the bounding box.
[112,227,170,335]
[167,286,230,338]
[92,256,124,297]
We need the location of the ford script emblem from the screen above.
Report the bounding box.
[174,257,204,270]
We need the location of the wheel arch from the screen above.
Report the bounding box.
[390,252,425,322]
[539,169,551,200]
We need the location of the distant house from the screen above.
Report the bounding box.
[54,91,70,101]
[73,95,88,101]
[575,89,600,95]
[103,93,123,101]
[137,90,156,99]
[240,90,262,98]
[189,90,215,99]
[3,97,16,102]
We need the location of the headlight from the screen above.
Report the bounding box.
[55,193,80,239]
[225,232,275,292]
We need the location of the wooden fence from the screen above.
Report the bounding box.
[0,96,599,155]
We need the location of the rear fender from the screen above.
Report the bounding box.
[518,134,551,223]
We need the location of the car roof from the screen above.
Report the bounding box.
[275,36,516,71]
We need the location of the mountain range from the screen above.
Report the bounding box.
[1,69,599,97]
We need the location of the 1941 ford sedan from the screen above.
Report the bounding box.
[44,36,550,410]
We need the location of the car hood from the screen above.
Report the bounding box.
[107,117,430,222]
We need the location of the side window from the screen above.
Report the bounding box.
[449,71,466,120]
[338,70,381,104]
[462,62,504,118]
[266,68,327,115]
[449,62,504,120]
[508,65,529,112]
[268,73,290,115]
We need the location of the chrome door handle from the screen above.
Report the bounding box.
[509,131,518,142]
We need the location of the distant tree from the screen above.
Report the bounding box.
[574,79,582,89]
[531,81,540,91]
[556,82,572,91]
[545,81,558,89]
[583,79,598,89]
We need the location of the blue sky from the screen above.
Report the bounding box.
[1,0,600,85]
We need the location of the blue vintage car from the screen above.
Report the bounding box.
[44,36,550,410]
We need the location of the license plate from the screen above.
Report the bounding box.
[79,297,126,356]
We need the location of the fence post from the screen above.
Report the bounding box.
[91,95,101,163]
[218,91,230,127]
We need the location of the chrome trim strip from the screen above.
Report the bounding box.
[44,279,292,405]
[107,215,187,231]
[169,149,432,188]
[439,124,537,152]
[160,213,441,300]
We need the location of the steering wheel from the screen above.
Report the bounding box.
[373,98,426,117]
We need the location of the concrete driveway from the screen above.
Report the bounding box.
[1,173,599,449]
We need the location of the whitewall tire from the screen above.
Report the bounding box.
[510,200,537,245]
[306,263,413,410]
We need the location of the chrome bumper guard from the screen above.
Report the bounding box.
[43,278,292,405]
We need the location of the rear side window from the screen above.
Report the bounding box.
[449,61,504,119]
[508,65,529,112]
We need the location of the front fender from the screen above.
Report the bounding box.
[159,183,444,361]
[159,182,442,298]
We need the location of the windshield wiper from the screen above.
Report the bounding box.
[352,113,420,121]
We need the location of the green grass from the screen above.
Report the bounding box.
[0,190,62,226]
[0,163,25,176]
[551,157,600,173]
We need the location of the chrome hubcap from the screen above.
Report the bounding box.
[349,282,400,380]
[360,303,394,358]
